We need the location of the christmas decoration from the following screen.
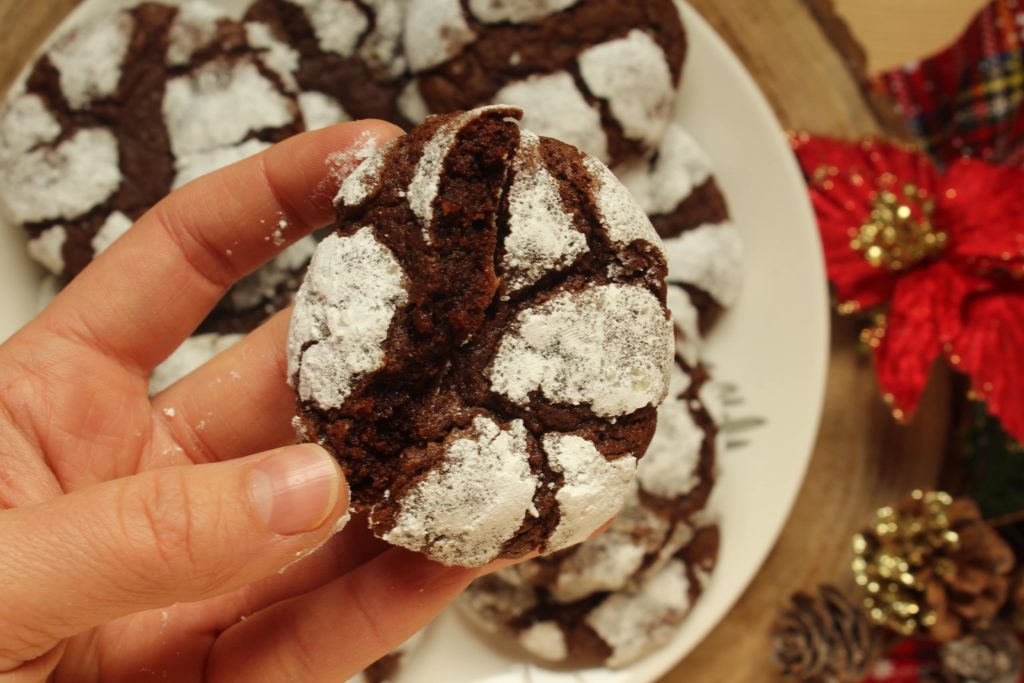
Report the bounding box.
[772,584,881,682]
[938,624,1022,683]
[852,491,1014,641]
[1012,571,1024,636]
[872,0,1024,168]
[961,401,1024,550]
[861,639,944,683]
[790,133,1024,442]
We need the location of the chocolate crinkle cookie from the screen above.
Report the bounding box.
[287,105,675,568]
[455,345,723,667]
[460,523,720,668]
[495,347,719,603]
[0,0,316,334]
[617,122,744,333]
[400,0,687,166]
[245,0,411,129]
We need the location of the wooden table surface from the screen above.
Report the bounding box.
[0,1,981,681]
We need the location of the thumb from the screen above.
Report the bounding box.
[0,443,348,666]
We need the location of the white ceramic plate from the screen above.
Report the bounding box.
[0,2,828,681]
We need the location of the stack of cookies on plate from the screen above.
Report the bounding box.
[0,0,744,675]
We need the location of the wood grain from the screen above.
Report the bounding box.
[0,1,970,681]
[0,0,78,95]
[834,0,987,74]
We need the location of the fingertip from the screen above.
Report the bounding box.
[340,118,406,141]
[248,443,348,537]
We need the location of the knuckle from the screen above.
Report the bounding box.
[150,203,241,292]
[342,579,392,656]
[275,622,323,681]
[0,618,57,667]
[120,470,202,589]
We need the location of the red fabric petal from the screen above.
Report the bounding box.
[791,135,942,311]
[873,262,978,419]
[941,159,1024,278]
[861,639,940,683]
[870,0,1024,167]
[948,290,1024,443]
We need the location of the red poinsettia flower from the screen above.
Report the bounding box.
[790,134,1024,441]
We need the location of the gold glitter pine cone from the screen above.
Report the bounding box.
[852,491,1015,642]
[772,585,881,683]
[939,624,1023,683]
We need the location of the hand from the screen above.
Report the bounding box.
[0,121,479,683]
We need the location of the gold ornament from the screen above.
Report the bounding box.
[852,490,1014,641]
[851,184,947,271]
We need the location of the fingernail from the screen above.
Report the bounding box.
[249,444,343,535]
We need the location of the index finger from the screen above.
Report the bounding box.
[31,120,402,375]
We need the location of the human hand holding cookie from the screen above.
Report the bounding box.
[0,120,482,683]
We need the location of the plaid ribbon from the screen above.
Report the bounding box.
[835,4,1024,680]
[871,0,1024,167]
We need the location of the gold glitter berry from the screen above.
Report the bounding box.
[850,185,947,271]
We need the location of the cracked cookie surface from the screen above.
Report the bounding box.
[287,106,674,567]
[400,0,687,166]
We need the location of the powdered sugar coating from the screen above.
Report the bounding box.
[493,72,609,163]
[90,211,133,256]
[0,94,60,155]
[227,236,316,310]
[172,138,272,190]
[149,332,245,395]
[460,576,538,630]
[468,0,582,23]
[584,559,691,668]
[547,500,666,602]
[397,80,429,124]
[663,223,744,306]
[617,123,714,217]
[163,59,295,158]
[167,0,227,66]
[48,11,133,110]
[544,434,636,552]
[404,0,476,72]
[666,285,701,367]
[298,91,350,130]
[407,106,519,242]
[637,364,702,499]
[1,126,121,225]
[519,621,569,661]
[578,30,675,152]
[500,131,588,293]
[490,283,673,418]
[245,21,301,91]
[288,228,409,408]
[0,95,58,225]
[359,0,407,78]
[334,138,391,207]
[27,226,67,275]
[380,417,539,567]
[583,154,662,249]
[295,0,368,57]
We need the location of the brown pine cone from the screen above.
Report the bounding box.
[939,624,1022,683]
[772,585,881,683]
[1011,570,1024,636]
[852,491,1015,641]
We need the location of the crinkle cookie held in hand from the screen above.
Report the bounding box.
[287,106,675,568]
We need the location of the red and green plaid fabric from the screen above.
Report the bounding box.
[871,0,1024,167]
[832,5,1024,679]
